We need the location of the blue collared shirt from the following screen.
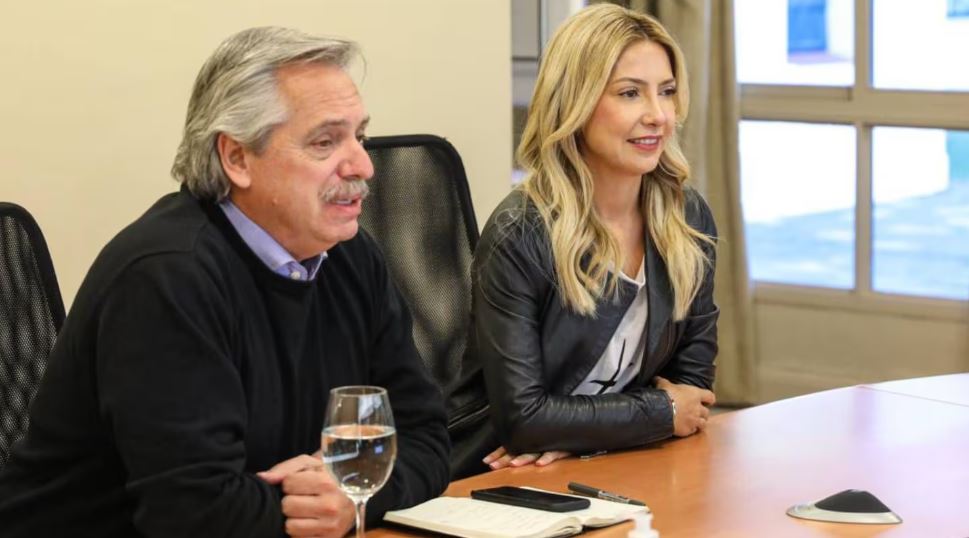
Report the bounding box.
[219,199,325,281]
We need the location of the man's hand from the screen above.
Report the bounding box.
[482,446,571,470]
[258,454,356,538]
[654,376,716,437]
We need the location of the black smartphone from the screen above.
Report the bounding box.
[470,486,591,512]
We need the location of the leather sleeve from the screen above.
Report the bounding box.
[657,190,719,389]
[472,216,674,455]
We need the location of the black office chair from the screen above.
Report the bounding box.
[0,202,66,467]
[361,135,487,434]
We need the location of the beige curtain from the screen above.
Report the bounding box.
[600,0,758,404]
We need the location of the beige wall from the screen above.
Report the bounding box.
[756,303,969,402]
[0,0,512,307]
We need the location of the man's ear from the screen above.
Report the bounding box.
[217,133,252,189]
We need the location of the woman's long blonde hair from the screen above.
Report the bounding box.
[518,3,711,320]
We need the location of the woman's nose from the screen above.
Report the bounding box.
[640,97,668,127]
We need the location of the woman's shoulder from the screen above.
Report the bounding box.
[476,188,553,270]
[480,189,546,245]
[488,188,540,222]
[682,186,717,237]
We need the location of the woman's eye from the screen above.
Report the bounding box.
[314,139,333,149]
[620,89,639,99]
[661,86,678,97]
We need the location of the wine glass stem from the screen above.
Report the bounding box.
[354,499,367,538]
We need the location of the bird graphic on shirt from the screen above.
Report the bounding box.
[591,339,626,395]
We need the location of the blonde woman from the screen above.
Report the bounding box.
[449,4,718,479]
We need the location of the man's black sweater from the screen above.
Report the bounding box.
[0,190,450,537]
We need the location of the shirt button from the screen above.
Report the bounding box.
[289,270,302,280]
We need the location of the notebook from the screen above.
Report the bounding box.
[383,488,649,538]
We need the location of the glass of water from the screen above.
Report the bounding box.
[321,386,397,538]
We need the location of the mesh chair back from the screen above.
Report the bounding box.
[360,135,479,426]
[0,203,65,467]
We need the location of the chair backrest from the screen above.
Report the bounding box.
[0,202,65,467]
[360,135,479,427]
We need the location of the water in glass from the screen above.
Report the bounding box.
[321,386,396,538]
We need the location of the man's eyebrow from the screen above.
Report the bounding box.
[304,116,371,140]
[610,76,677,86]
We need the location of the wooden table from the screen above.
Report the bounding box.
[860,374,969,408]
[373,374,969,537]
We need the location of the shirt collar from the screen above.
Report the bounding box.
[219,199,326,281]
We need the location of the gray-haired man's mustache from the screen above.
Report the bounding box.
[322,180,370,203]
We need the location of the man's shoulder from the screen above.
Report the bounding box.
[113,190,214,253]
[78,191,230,299]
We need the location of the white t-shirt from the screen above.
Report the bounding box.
[571,257,648,395]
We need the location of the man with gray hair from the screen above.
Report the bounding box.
[0,27,450,537]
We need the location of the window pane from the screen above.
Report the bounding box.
[873,0,969,91]
[735,0,853,86]
[950,0,969,17]
[872,127,969,300]
[741,121,856,288]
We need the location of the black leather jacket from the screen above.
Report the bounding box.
[448,188,718,479]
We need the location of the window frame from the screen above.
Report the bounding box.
[739,0,969,319]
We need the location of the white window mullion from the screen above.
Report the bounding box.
[853,0,872,295]
[855,122,873,295]
[854,0,872,94]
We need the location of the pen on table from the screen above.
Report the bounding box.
[579,449,608,460]
[568,481,647,506]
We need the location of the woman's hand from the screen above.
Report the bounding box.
[482,446,571,470]
[654,376,716,437]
